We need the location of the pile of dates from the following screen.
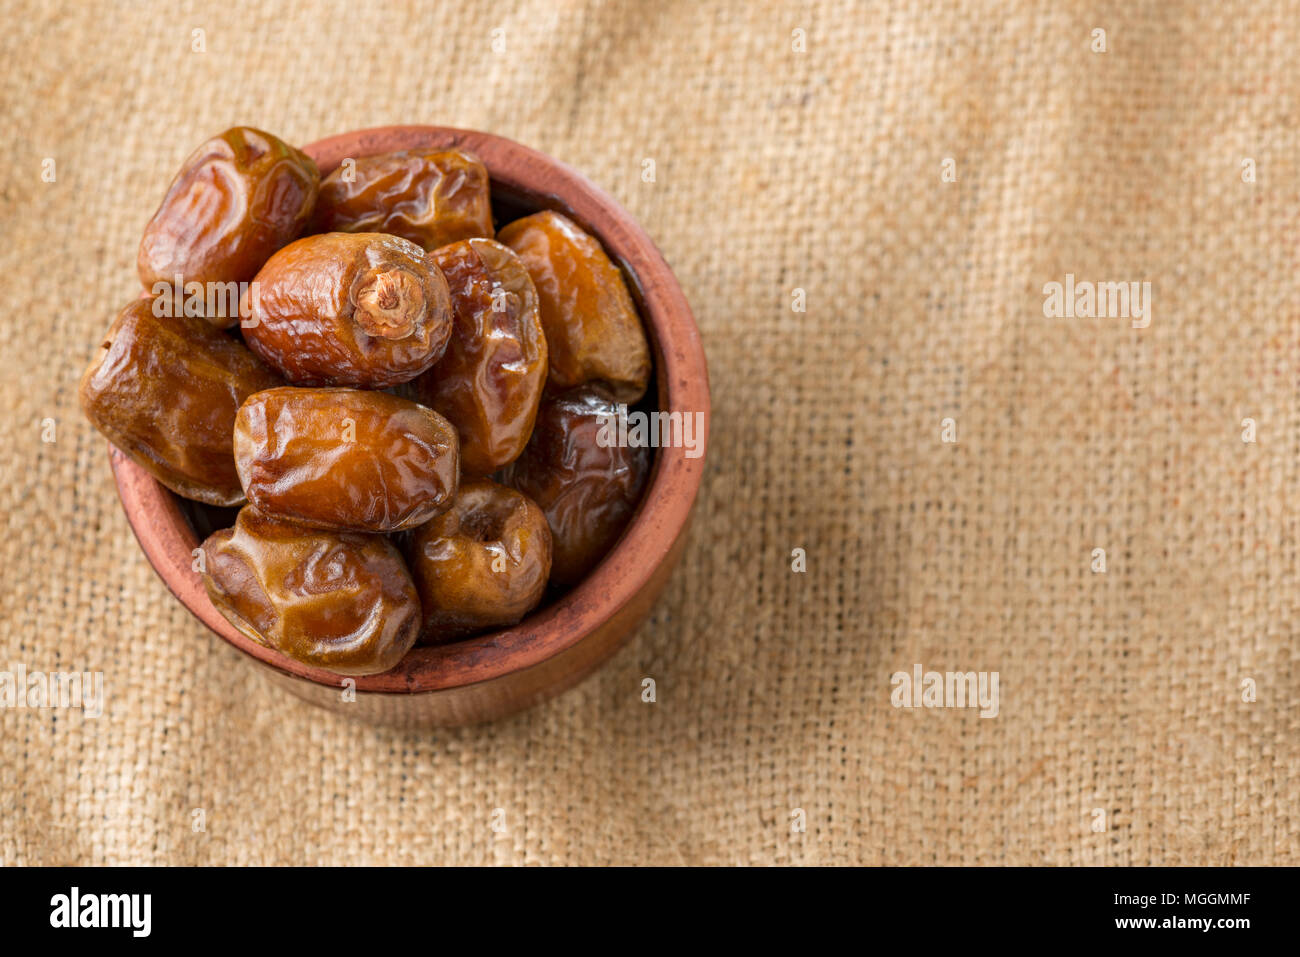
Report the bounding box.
[81,127,653,676]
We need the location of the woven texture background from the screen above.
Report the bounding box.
[2,0,1298,865]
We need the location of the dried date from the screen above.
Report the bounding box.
[200,506,420,675]
[406,479,552,643]
[79,298,283,506]
[414,238,547,476]
[138,127,319,325]
[311,148,493,251]
[497,211,650,402]
[244,232,454,388]
[499,385,650,585]
[233,387,459,532]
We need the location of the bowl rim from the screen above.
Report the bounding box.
[110,124,709,694]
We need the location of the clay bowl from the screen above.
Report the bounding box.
[109,125,709,728]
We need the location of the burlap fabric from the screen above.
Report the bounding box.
[1,0,1296,865]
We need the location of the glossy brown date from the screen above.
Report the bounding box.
[414,238,547,476]
[496,211,650,403]
[244,232,454,388]
[79,298,283,506]
[234,387,459,533]
[200,506,421,676]
[138,127,319,325]
[311,148,493,251]
[406,479,552,643]
[500,385,650,586]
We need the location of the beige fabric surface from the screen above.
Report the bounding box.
[2,0,1297,865]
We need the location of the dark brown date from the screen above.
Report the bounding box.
[406,479,552,643]
[311,148,493,251]
[244,232,454,388]
[414,238,547,476]
[138,127,319,325]
[496,211,650,402]
[234,387,459,533]
[79,298,283,506]
[200,506,420,676]
[500,385,650,586]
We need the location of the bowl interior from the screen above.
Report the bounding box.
[114,125,709,694]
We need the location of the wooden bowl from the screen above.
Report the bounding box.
[108,125,709,727]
